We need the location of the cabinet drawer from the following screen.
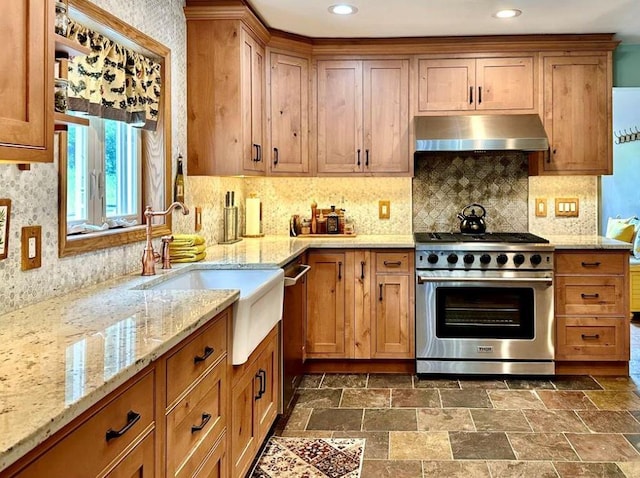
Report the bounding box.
[167,311,228,405]
[631,268,640,312]
[556,251,626,275]
[193,433,227,478]
[15,371,155,478]
[556,317,627,361]
[168,361,227,478]
[556,276,625,316]
[375,252,411,273]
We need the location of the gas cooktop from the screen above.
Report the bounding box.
[414,232,549,244]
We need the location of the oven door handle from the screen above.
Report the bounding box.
[417,275,552,285]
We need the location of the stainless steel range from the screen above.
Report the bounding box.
[415,232,555,375]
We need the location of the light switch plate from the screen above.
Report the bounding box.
[555,197,579,217]
[379,200,390,219]
[195,206,202,231]
[21,225,41,270]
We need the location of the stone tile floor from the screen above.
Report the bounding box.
[269,322,640,477]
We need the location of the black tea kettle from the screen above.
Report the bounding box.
[457,203,487,234]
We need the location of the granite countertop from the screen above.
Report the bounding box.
[0,234,414,472]
[544,234,633,250]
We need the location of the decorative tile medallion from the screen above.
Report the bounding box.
[251,437,365,478]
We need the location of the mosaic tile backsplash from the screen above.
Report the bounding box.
[412,152,530,232]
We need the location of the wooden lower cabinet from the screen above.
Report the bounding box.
[306,249,414,360]
[554,250,630,374]
[631,263,640,314]
[3,307,233,478]
[104,431,156,478]
[230,326,280,478]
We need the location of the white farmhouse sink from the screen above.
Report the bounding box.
[148,268,284,365]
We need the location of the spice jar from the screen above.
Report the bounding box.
[301,219,311,235]
[54,78,69,113]
[55,1,69,36]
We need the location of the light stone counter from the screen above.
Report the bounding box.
[546,234,633,250]
[0,234,414,472]
[0,275,239,472]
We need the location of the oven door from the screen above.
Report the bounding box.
[416,270,554,362]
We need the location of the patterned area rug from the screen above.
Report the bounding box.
[250,437,365,478]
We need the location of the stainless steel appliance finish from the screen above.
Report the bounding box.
[414,114,549,152]
[415,232,555,375]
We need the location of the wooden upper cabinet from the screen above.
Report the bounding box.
[242,28,266,173]
[0,0,53,162]
[185,12,267,176]
[541,54,611,175]
[363,60,410,174]
[316,59,410,175]
[316,60,363,174]
[268,52,309,175]
[417,56,535,113]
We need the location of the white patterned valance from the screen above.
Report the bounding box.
[65,20,161,131]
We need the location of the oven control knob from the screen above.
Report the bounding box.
[530,254,542,266]
[496,254,508,265]
[427,253,439,264]
[463,254,474,264]
[513,253,525,266]
[447,253,458,264]
[480,254,491,265]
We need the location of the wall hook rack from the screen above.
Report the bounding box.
[615,126,640,144]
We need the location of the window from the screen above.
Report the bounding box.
[66,118,141,233]
[57,0,172,257]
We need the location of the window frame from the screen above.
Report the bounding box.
[57,0,172,258]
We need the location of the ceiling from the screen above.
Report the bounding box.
[246,0,640,44]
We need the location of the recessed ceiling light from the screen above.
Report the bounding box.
[328,4,358,15]
[494,9,522,19]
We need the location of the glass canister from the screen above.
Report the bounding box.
[55,1,69,36]
[54,78,69,113]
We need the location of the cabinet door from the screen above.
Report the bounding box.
[476,57,534,110]
[104,432,155,478]
[371,274,413,358]
[241,27,265,173]
[542,55,611,174]
[306,251,348,357]
[417,58,475,112]
[317,60,363,174]
[363,60,410,174]
[269,52,309,174]
[254,332,279,441]
[0,0,52,162]
[230,371,258,478]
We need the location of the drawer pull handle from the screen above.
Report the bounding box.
[194,346,214,364]
[581,333,600,340]
[191,413,212,433]
[383,260,402,267]
[581,261,601,267]
[581,293,600,299]
[106,411,140,442]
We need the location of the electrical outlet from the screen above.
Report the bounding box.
[21,226,42,270]
[379,200,390,219]
[555,198,580,217]
[535,198,547,217]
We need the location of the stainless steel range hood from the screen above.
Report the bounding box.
[415,114,549,152]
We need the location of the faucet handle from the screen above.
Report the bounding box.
[160,235,174,269]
